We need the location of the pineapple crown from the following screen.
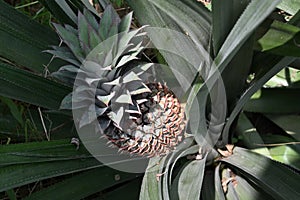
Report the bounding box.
[48,5,186,157]
[48,5,147,86]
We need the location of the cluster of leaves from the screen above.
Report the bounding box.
[0,0,299,199]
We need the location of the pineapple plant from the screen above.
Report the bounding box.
[48,5,186,158]
[0,0,300,199]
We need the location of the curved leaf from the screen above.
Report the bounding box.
[177,155,207,200]
[220,147,300,200]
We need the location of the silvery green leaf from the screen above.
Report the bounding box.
[103,47,114,68]
[52,70,77,85]
[57,65,81,73]
[96,88,108,96]
[95,106,107,117]
[130,86,151,95]
[99,5,120,40]
[134,63,153,75]
[103,77,121,86]
[85,77,102,85]
[98,117,111,132]
[78,12,91,54]
[119,12,133,33]
[136,99,148,104]
[46,46,81,67]
[115,91,133,104]
[83,61,105,75]
[125,108,141,115]
[79,108,97,128]
[96,92,115,106]
[60,93,73,110]
[123,71,141,83]
[53,23,84,61]
[114,29,145,59]
[108,107,125,129]
[83,9,99,31]
[115,55,139,68]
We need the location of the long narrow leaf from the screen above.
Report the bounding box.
[244,88,300,114]
[177,155,207,200]
[0,62,71,110]
[0,140,102,192]
[221,147,300,200]
[0,1,63,72]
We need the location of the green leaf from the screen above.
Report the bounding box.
[177,155,207,200]
[53,23,85,62]
[0,97,24,126]
[212,0,250,56]
[235,113,271,156]
[0,1,63,72]
[214,164,226,200]
[99,5,120,40]
[198,0,281,145]
[60,93,73,109]
[23,168,140,200]
[267,114,300,141]
[119,12,133,33]
[54,0,77,23]
[268,144,300,171]
[0,62,71,110]
[212,0,254,110]
[0,140,104,192]
[220,147,300,200]
[224,171,272,200]
[255,20,300,57]
[277,0,300,15]
[126,0,211,96]
[38,0,76,25]
[139,157,166,200]
[222,57,295,144]
[244,88,300,114]
[200,170,215,200]
[5,189,17,200]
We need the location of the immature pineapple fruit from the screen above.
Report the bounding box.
[49,5,186,157]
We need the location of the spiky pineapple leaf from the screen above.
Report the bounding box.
[38,0,76,25]
[46,46,81,67]
[119,12,133,33]
[53,23,84,62]
[268,114,300,141]
[212,0,250,57]
[220,147,300,200]
[54,0,77,23]
[99,5,120,40]
[0,62,71,110]
[0,140,102,192]
[0,1,63,72]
